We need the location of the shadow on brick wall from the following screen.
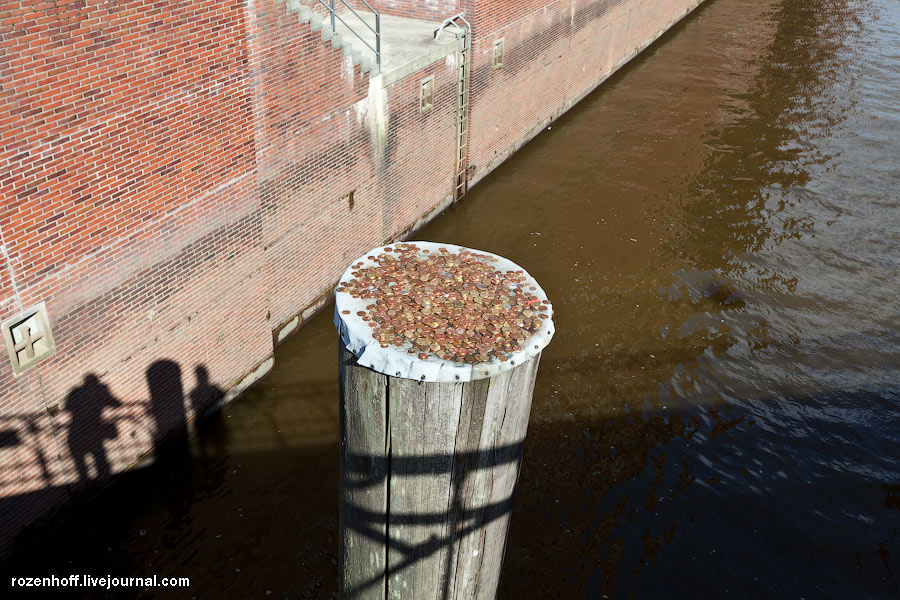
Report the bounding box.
[0,359,226,561]
[66,374,123,486]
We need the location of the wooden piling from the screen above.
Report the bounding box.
[335,242,552,600]
[339,346,541,600]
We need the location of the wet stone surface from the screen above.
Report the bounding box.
[337,243,551,364]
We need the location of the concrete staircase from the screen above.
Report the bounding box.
[280,0,380,77]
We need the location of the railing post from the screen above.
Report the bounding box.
[375,12,381,68]
[330,0,336,33]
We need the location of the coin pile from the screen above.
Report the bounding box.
[337,244,550,364]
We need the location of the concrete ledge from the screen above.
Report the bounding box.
[332,12,459,88]
[381,37,458,87]
[221,357,274,406]
[276,315,300,345]
[395,192,455,241]
[301,290,331,321]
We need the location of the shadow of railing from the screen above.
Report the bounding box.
[341,441,526,599]
[0,361,227,557]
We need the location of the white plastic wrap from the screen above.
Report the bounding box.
[334,241,554,382]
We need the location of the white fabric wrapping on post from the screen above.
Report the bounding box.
[333,241,554,382]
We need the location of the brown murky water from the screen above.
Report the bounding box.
[5,0,900,597]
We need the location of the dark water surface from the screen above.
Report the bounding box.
[5,0,900,597]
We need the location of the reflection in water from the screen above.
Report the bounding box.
[4,0,900,598]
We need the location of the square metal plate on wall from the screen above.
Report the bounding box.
[492,39,505,69]
[2,302,55,377]
[420,75,435,113]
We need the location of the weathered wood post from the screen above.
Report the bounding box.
[335,242,554,600]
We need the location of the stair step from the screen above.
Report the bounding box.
[279,2,377,80]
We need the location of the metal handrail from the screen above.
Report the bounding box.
[434,12,470,42]
[316,0,381,68]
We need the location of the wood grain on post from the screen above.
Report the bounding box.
[336,242,552,600]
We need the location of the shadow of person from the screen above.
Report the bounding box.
[65,374,122,486]
[146,360,193,518]
[188,366,223,426]
[188,366,226,457]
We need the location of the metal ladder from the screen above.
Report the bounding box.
[436,14,471,202]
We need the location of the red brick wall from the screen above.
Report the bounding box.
[256,0,377,327]
[254,1,432,328]
[0,0,267,549]
[0,0,705,552]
